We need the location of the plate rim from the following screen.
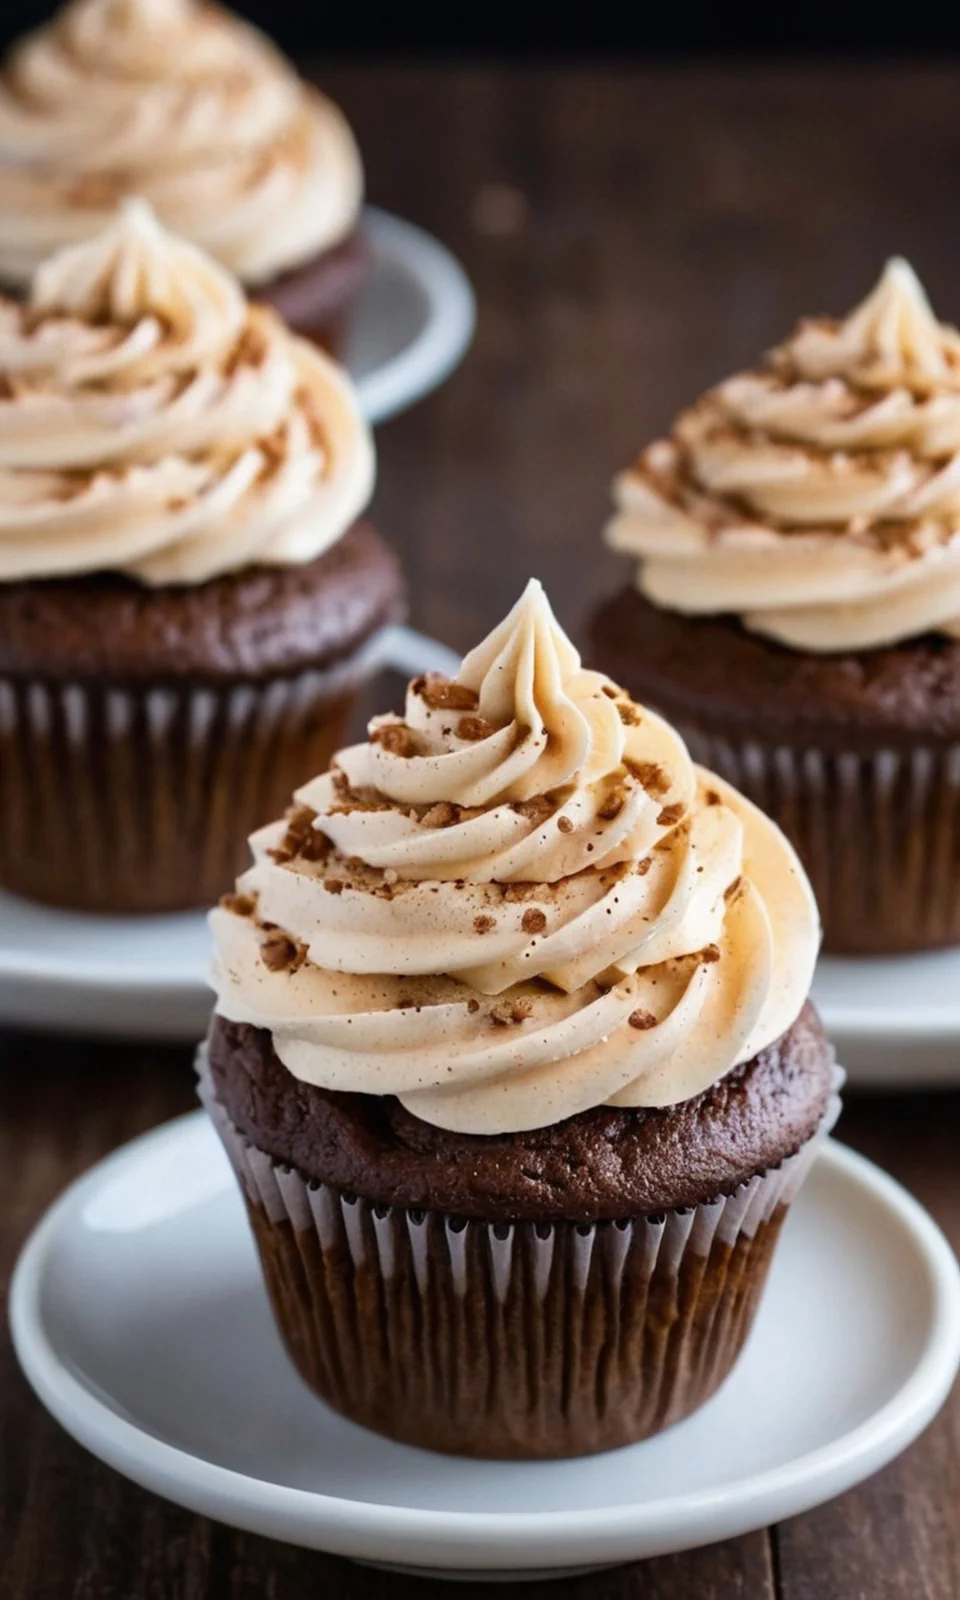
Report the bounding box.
[10,1119,960,1571]
[354,206,476,427]
[814,951,960,1037]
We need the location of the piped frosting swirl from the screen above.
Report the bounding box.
[607,259,960,651]
[0,0,362,289]
[210,580,819,1133]
[0,200,374,584]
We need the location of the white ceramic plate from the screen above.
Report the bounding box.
[0,625,461,1042]
[350,207,475,425]
[10,1119,959,1581]
[813,951,960,1088]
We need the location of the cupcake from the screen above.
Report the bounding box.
[0,0,365,351]
[595,259,960,955]
[202,579,838,1460]
[0,200,403,913]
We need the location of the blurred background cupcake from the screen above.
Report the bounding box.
[593,260,960,955]
[0,0,366,351]
[0,199,403,913]
[202,579,837,1460]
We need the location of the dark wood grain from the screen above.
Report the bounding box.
[3,60,960,1600]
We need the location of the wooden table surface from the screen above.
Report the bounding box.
[3,60,960,1600]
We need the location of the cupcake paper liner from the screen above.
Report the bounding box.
[685,726,960,955]
[198,1048,841,1460]
[0,642,383,914]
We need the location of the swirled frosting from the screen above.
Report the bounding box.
[0,0,362,289]
[0,200,374,584]
[210,580,819,1133]
[607,259,960,651]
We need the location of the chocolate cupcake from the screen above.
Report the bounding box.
[0,0,366,351]
[0,201,403,912]
[202,580,838,1460]
[595,260,960,954]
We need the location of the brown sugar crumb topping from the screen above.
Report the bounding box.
[269,804,331,865]
[626,760,670,798]
[636,856,652,876]
[556,815,574,834]
[420,801,462,829]
[220,891,256,917]
[466,997,480,1013]
[458,714,496,742]
[371,721,419,757]
[323,877,345,896]
[474,913,497,934]
[413,673,479,711]
[491,998,534,1026]
[260,930,306,974]
[499,881,537,902]
[657,802,685,827]
[224,319,270,378]
[700,944,721,964]
[706,790,722,806]
[628,1008,658,1030]
[512,795,555,827]
[617,701,642,727]
[257,427,289,478]
[597,783,627,822]
[521,907,547,934]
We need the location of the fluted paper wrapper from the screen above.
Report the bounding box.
[0,646,380,913]
[685,726,960,955]
[199,1050,841,1460]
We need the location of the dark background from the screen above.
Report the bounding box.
[1,0,958,56]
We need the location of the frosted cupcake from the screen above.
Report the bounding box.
[0,0,365,350]
[0,201,402,912]
[595,260,960,953]
[202,580,838,1460]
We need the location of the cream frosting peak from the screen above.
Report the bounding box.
[0,0,362,288]
[0,203,374,584]
[88,0,194,31]
[607,259,960,652]
[782,257,960,391]
[211,585,819,1134]
[405,578,627,806]
[32,198,246,369]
